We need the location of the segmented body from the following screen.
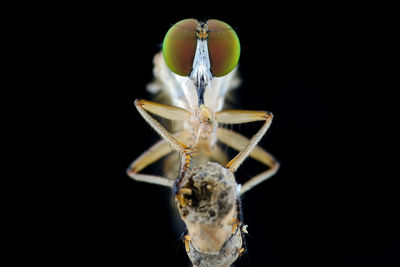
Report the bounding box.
[128,19,279,267]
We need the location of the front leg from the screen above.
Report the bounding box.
[128,99,193,187]
[135,99,190,153]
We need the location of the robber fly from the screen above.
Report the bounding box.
[127,19,279,267]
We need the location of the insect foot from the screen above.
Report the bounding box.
[228,218,240,234]
[175,162,243,267]
[182,234,191,252]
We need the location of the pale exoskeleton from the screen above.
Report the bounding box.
[127,19,279,267]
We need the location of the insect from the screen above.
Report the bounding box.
[127,18,279,267]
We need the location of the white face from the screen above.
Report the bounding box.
[191,23,213,83]
[189,38,214,106]
[190,38,213,103]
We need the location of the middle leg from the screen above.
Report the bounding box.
[216,110,274,172]
[127,130,191,187]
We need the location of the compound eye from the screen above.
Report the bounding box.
[162,19,197,76]
[207,19,241,77]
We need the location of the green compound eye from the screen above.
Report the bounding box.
[207,19,240,77]
[162,19,240,77]
[162,19,197,76]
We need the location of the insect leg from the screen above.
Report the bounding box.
[135,99,190,153]
[127,130,191,187]
[135,99,190,121]
[216,110,274,173]
[216,110,279,194]
[217,127,279,194]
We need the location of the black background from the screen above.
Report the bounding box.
[42,3,398,267]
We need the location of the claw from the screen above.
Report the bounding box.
[181,147,199,171]
[182,151,192,171]
[175,188,193,208]
[228,218,240,234]
[175,193,187,207]
[238,247,245,256]
[183,235,191,252]
[179,188,192,195]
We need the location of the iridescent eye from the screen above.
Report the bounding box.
[162,19,240,77]
[162,19,197,76]
[207,19,240,77]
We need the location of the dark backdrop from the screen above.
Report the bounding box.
[58,4,398,267]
